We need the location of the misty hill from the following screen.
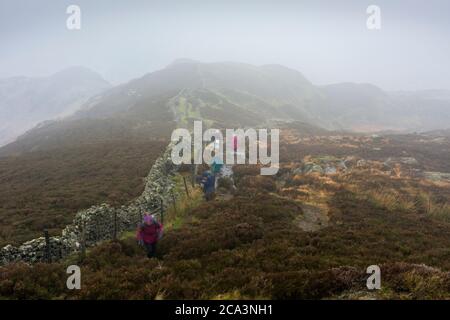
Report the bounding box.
[0,61,323,155]
[318,84,450,132]
[71,60,323,126]
[0,67,110,146]
[50,60,450,133]
[2,60,450,156]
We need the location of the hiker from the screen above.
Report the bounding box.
[211,156,223,175]
[233,134,238,152]
[137,214,163,258]
[211,156,224,188]
[201,170,216,201]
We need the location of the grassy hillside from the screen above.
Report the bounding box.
[2,130,450,299]
[0,87,176,247]
[2,166,450,299]
[0,139,168,247]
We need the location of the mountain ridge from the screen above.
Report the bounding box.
[2,60,450,155]
[0,67,111,146]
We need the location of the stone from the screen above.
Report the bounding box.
[325,165,337,175]
[357,159,368,167]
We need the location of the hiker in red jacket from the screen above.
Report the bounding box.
[137,214,163,258]
[233,134,238,152]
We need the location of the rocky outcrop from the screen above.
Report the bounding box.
[290,155,424,178]
[294,156,350,175]
[0,143,179,265]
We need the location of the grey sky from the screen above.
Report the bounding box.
[1,0,449,90]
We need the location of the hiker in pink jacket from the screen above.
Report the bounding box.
[137,214,162,258]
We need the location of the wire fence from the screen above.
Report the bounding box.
[41,173,195,263]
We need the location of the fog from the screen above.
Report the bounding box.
[1,0,449,90]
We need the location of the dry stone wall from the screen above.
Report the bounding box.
[0,143,179,265]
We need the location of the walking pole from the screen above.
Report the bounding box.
[160,199,164,225]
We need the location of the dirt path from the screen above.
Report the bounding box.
[214,164,236,201]
[296,203,329,232]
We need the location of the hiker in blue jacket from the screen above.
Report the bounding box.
[201,170,216,201]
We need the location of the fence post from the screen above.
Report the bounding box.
[428,194,432,214]
[171,191,177,214]
[183,176,191,198]
[44,230,51,263]
[191,164,198,187]
[160,199,164,225]
[113,210,118,241]
[58,247,62,260]
[80,221,86,262]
